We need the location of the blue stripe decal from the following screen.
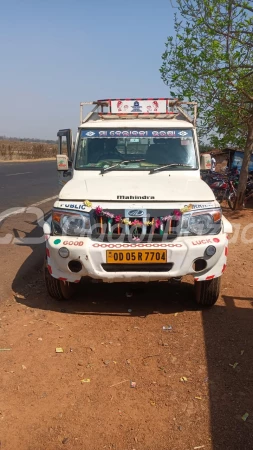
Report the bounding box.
[81,130,192,138]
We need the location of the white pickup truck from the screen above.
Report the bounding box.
[44,98,232,306]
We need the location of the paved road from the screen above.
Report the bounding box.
[0,160,59,213]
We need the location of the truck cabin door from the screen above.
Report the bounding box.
[56,129,73,189]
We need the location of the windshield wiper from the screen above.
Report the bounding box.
[100,159,146,174]
[149,164,193,174]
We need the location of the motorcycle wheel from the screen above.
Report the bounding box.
[213,190,223,202]
[228,192,236,210]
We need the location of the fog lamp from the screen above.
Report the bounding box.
[205,245,216,257]
[58,247,69,258]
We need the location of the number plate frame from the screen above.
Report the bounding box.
[106,249,167,264]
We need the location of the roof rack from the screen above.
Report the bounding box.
[80,98,198,126]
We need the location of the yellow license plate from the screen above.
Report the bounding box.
[106,249,167,264]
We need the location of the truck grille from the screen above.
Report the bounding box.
[91,210,181,242]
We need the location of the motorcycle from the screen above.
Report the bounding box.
[229,177,253,209]
[210,178,237,207]
[202,170,238,208]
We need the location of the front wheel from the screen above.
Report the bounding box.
[44,265,77,300]
[194,277,221,307]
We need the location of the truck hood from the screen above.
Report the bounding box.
[59,173,215,202]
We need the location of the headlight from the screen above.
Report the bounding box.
[181,209,222,236]
[52,209,91,236]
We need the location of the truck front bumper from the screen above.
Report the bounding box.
[45,234,228,284]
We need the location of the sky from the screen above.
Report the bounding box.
[0,0,177,139]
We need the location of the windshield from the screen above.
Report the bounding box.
[75,129,197,171]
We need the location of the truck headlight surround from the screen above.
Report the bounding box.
[181,208,222,236]
[52,209,91,236]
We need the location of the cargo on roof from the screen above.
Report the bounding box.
[79,98,198,126]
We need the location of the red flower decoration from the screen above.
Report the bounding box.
[132,219,143,227]
[155,219,162,229]
[162,215,172,222]
[95,206,103,216]
[114,215,122,223]
[173,210,181,220]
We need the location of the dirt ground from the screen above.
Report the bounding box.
[0,205,253,450]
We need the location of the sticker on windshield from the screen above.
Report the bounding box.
[81,129,192,138]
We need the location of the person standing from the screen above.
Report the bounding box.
[211,153,216,172]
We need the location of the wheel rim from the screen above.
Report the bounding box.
[228,193,236,209]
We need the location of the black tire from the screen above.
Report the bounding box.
[194,277,221,307]
[44,264,77,300]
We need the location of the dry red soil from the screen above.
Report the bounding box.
[0,206,253,450]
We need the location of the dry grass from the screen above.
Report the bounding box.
[0,140,58,161]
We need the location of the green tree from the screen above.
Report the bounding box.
[199,143,214,153]
[160,0,253,209]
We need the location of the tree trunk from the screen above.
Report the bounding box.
[234,121,253,210]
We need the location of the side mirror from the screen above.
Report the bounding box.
[56,154,69,171]
[200,154,211,170]
[57,129,73,160]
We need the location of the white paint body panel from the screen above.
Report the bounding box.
[59,172,215,202]
[46,233,228,283]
